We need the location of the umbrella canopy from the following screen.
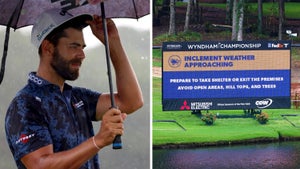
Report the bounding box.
[0,0,149,29]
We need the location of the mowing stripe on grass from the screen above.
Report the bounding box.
[281,114,300,128]
[153,120,186,131]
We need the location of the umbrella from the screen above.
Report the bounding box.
[0,0,149,28]
[0,0,149,149]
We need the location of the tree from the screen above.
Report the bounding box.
[257,0,263,34]
[232,0,244,41]
[192,0,200,23]
[184,0,191,32]
[231,0,237,40]
[153,0,159,26]
[169,0,176,35]
[237,0,244,41]
[226,0,233,25]
[278,0,285,40]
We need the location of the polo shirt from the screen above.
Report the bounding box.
[5,72,101,169]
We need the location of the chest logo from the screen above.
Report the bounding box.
[73,101,84,109]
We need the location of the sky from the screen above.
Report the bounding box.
[84,15,151,48]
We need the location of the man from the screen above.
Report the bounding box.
[5,8,143,169]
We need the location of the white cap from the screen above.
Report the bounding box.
[31,8,93,48]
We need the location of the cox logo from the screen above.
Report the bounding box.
[255,98,273,109]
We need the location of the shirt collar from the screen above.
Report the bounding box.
[28,72,50,86]
[28,72,73,91]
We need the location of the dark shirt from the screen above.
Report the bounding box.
[5,72,101,169]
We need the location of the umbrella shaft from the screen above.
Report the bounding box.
[100,2,122,149]
[101,2,116,108]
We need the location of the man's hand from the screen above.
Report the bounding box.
[94,108,127,149]
[86,15,119,44]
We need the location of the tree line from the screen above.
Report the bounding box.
[154,0,287,41]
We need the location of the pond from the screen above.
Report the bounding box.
[153,141,300,169]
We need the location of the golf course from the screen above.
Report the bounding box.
[153,76,300,148]
[152,2,300,149]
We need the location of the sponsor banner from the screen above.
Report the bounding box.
[162,40,291,111]
[162,97,291,111]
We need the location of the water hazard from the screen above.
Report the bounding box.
[153,141,300,169]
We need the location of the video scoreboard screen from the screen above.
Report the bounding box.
[162,41,291,111]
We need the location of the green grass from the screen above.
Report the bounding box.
[152,77,300,146]
[258,2,300,19]
[153,49,162,67]
[153,31,202,45]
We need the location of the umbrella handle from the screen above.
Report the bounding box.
[100,2,122,150]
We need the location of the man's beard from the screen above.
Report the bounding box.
[51,48,81,81]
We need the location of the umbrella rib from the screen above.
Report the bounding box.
[12,0,26,30]
[0,0,25,85]
[131,0,139,19]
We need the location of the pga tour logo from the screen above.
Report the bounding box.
[255,98,273,109]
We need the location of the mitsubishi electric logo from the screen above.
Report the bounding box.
[255,98,273,109]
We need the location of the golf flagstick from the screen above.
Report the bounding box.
[100,2,122,149]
